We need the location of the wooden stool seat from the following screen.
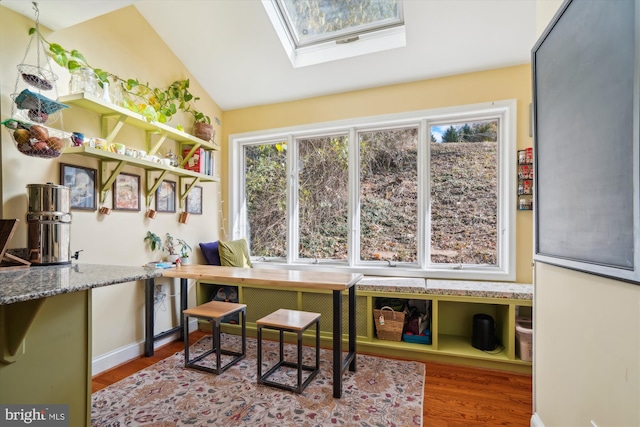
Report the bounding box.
[183,300,247,375]
[256,309,320,394]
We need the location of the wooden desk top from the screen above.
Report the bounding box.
[161,265,363,291]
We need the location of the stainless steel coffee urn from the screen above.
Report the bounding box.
[27,183,72,265]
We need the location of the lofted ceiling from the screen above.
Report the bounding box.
[1,0,538,110]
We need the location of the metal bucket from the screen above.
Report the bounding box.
[26,183,72,265]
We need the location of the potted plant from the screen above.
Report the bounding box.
[144,231,189,264]
[31,28,211,127]
[163,233,181,264]
[144,231,164,254]
[189,109,215,142]
[177,238,192,264]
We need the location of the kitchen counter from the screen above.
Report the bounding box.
[0,263,163,305]
[0,263,163,427]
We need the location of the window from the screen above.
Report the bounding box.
[244,141,288,258]
[262,0,406,68]
[231,100,516,280]
[359,127,418,263]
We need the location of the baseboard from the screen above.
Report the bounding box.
[91,320,198,376]
[531,413,545,427]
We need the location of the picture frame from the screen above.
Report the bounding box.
[186,185,203,215]
[156,180,176,213]
[112,172,140,211]
[60,163,97,211]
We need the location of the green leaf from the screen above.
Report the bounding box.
[94,69,109,83]
[28,27,36,35]
[54,53,67,67]
[49,43,65,55]
[70,50,87,64]
[67,60,83,71]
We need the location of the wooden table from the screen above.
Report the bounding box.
[149,265,363,398]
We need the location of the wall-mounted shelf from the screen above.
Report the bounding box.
[517,148,533,210]
[59,93,219,152]
[59,93,219,207]
[64,146,218,205]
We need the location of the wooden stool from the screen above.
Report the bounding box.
[256,308,320,394]
[183,300,247,374]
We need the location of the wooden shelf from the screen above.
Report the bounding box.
[59,93,219,151]
[60,94,220,207]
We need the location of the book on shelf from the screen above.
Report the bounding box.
[183,145,215,176]
[183,145,205,174]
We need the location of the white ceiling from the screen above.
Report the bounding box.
[1,0,538,110]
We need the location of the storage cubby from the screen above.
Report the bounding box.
[194,279,532,373]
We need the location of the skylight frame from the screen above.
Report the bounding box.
[275,0,404,48]
[262,0,407,68]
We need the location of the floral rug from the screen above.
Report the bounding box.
[91,334,424,426]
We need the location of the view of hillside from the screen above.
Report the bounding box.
[245,139,497,265]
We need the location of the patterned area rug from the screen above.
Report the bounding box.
[92,334,424,426]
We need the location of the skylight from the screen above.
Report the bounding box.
[262,0,406,68]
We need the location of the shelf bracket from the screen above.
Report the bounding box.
[102,113,127,144]
[99,160,128,204]
[179,143,203,168]
[146,170,169,208]
[0,298,46,363]
[147,131,168,156]
[178,176,201,209]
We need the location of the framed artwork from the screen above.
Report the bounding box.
[60,163,97,211]
[112,172,140,211]
[156,180,176,213]
[186,185,203,215]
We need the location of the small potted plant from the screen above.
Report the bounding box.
[145,231,189,264]
[176,238,192,264]
[163,233,181,264]
[187,107,215,142]
[144,231,164,255]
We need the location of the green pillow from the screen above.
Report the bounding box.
[218,238,252,268]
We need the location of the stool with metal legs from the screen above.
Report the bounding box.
[256,308,320,394]
[183,300,246,374]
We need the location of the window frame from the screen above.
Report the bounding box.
[261,0,406,68]
[230,100,517,281]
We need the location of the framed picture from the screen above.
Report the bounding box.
[156,180,176,213]
[60,163,97,211]
[186,185,203,215]
[112,172,140,211]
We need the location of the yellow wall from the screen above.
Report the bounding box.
[2,4,534,376]
[222,64,535,284]
[0,6,222,366]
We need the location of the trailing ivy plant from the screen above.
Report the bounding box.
[29,27,211,125]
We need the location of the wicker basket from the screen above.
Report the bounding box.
[373,306,405,342]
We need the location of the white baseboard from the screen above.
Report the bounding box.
[531,413,545,427]
[92,320,198,376]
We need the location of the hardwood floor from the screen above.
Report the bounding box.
[92,331,533,426]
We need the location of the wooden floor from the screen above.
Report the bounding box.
[92,330,533,427]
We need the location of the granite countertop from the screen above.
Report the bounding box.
[357,276,533,300]
[0,263,163,305]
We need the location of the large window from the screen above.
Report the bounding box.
[231,100,516,280]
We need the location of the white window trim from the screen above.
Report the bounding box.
[229,99,517,281]
[261,0,406,68]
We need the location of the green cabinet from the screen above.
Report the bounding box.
[196,279,533,373]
